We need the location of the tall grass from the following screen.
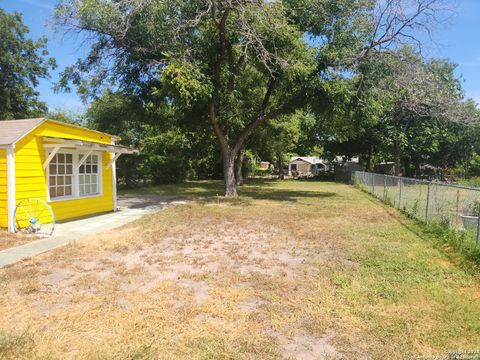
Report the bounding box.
[422,221,480,270]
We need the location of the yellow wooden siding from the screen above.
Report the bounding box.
[0,150,7,227]
[14,121,114,223]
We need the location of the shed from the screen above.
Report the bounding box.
[0,118,137,233]
[288,156,328,176]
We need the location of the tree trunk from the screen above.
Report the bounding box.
[235,149,245,186]
[369,147,374,172]
[394,140,402,176]
[223,149,238,197]
[404,157,412,178]
[278,156,284,180]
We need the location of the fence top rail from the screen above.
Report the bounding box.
[355,171,480,193]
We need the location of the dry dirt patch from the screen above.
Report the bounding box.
[0,181,479,360]
[0,230,38,251]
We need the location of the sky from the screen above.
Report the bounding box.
[1,0,480,113]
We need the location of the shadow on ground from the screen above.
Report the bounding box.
[240,187,337,202]
[121,179,339,204]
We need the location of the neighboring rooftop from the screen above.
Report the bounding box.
[290,156,326,165]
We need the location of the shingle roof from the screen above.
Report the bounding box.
[0,118,120,146]
[290,156,326,165]
[0,118,46,146]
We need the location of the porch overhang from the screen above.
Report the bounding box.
[42,136,139,170]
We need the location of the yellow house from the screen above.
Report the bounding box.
[0,118,137,233]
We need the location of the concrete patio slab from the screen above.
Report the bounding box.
[0,195,176,268]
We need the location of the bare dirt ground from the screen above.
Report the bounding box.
[0,181,479,359]
[0,230,38,251]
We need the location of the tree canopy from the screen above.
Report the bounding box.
[0,9,56,119]
[54,0,453,195]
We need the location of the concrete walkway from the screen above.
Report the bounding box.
[0,195,176,268]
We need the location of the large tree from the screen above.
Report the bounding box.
[54,0,449,196]
[0,8,56,119]
[320,47,480,177]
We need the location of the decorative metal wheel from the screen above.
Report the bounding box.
[13,198,55,237]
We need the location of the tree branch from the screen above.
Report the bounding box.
[233,77,276,153]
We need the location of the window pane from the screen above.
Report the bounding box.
[79,165,85,174]
[48,152,75,199]
[80,184,85,195]
[91,183,97,193]
[79,174,84,185]
[85,184,91,194]
[92,165,98,173]
[86,164,92,173]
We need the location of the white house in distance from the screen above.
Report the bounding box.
[288,156,328,176]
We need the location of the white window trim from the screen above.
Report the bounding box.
[45,149,103,202]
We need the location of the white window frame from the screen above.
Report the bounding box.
[78,153,102,197]
[46,149,103,202]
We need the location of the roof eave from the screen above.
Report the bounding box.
[43,119,121,141]
[1,118,122,146]
[8,118,47,146]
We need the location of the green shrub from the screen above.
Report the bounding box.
[423,222,480,268]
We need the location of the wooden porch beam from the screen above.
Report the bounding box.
[42,146,61,169]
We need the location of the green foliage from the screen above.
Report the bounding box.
[47,108,87,126]
[459,176,480,188]
[55,0,430,194]
[0,8,56,119]
[86,91,221,186]
[160,62,212,106]
[321,47,480,176]
[468,200,480,217]
[249,110,319,173]
[143,128,192,184]
[423,222,480,269]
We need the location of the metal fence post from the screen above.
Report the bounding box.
[477,213,480,244]
[383,176,387,202]
[398,178,403,210]
[425,183,431,222]
[456,189,460,225]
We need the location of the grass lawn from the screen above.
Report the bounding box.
[0,180,479,359]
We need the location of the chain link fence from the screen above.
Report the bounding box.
[355,171,480,243]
